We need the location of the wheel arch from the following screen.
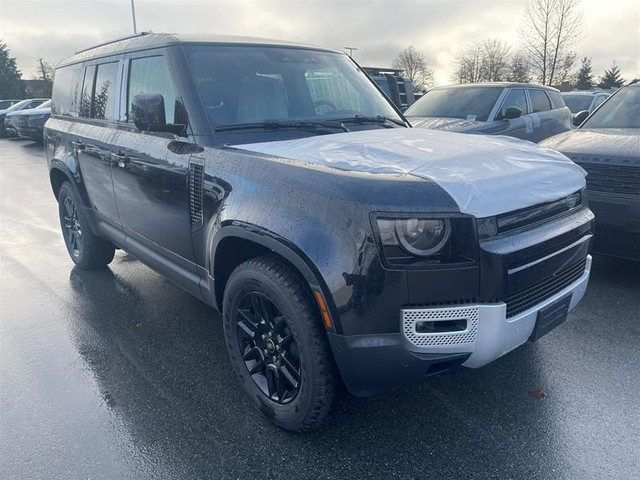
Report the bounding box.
[210,224,339,333]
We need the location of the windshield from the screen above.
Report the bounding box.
[34,100,51,109]
[6,99,40,112]
[186,45,402,128]
[562,95,593,113]
[404,86,503,122]
[582,86,640,129]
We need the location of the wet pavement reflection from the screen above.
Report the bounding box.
[1,138,639,479]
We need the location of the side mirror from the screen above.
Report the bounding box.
[573,110,589,127]
[503,106,522,120]
[132,93,187,136]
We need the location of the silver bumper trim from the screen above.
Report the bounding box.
[401,255,592,368]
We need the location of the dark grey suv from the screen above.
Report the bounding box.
[45,33,594,431]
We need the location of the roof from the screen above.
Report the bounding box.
[430,82,561,91]
[59,32,344,67]
[562,90,609,96]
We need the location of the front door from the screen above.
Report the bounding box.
[111,54,199,294]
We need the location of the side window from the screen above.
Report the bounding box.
[547,91,565,109]
[593,95,607,109]
[51,64,84,117]
[79,65,96,118]
[529,89,552,113]
[92,62,119,120]
[127,56,176,124]
[496,89,528,119]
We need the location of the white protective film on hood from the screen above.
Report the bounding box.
[236,128,586,217]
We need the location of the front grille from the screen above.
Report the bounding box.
[504,258,587,318]
[580,163,640,196]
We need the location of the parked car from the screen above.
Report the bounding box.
[540,81,640,260]
[46,33,594,431]
[0,99,21,110]
[2,98,49,136]
[561,91,610,117]
[405,83,572,142]
[14,100,51,142]
[363,67,415,109]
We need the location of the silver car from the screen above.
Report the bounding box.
[405,83,572,143]
[562,91,610,115]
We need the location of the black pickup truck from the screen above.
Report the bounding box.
[45,33,593,431]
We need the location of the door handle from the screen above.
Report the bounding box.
[111,152,130,168]
[71,140,85,151]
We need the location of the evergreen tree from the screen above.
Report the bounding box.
[598,62,625,89]
[0,41,25,98]
[575,57,594,90]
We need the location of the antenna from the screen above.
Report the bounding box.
[344,46,358,57]
[131,0,138,34]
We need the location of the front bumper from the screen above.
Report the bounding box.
[329,255,591,396]
[15,126,44,142]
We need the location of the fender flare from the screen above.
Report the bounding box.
[209,222,339,332]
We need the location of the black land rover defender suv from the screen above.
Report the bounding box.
[45,33,594,431]
[541,81,640,260]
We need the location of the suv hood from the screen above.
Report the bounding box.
[540,128,640,161]
[408,116,485,132]
[236,128,586,217]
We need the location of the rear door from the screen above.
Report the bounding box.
[70,61,122,231]
[525,89,555,142]
[110,51,200,295]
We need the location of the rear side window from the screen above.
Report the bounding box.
[92,62,119,120]
[51,64,84,117]
[529,90,552,112]
[79,65,96,118]
[496,88,528,119]
[126,56,176,124]
[593,95,607,109]
[547,91,564,109]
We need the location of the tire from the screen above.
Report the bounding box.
[223,256,337,432]
[58,182,115,269]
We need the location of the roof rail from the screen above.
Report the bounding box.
[74,31,153,55]
[627,78,640,86]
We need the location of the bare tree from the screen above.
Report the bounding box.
[519,0,583,85]
[455,39,510,83]
[455,42,484,84]
[392,46,434,91]
[508,52,532,82]
[33,58,55,82]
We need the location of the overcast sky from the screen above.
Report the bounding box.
[1,0,638,85]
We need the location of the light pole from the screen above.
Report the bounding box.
[344,46,358,58]
[130,0,138,34]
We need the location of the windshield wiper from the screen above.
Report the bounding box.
[338,115,407,127]
[215,119,350,133]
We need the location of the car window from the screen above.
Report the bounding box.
[583,86,640,129]
[547,91,564,109]
[306,67,368,114]
[79,65,96,118]
[593,95,607,109]
[404,86,503,122]
[496,88,528,120]
[92,62,119,120]
[529,90,552,112]
[51,64,84,117]
[186,45,401,126]
[127,56,176,124]
[562,95,593,113]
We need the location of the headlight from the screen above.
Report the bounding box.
[374,215,477,267]
[395,218,450,256]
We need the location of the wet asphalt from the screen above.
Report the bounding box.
[0,137,639,480]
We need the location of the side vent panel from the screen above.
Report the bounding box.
[189,162,204,226]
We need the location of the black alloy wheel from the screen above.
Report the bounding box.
[235,291,301,404]
[62,196,83,258]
